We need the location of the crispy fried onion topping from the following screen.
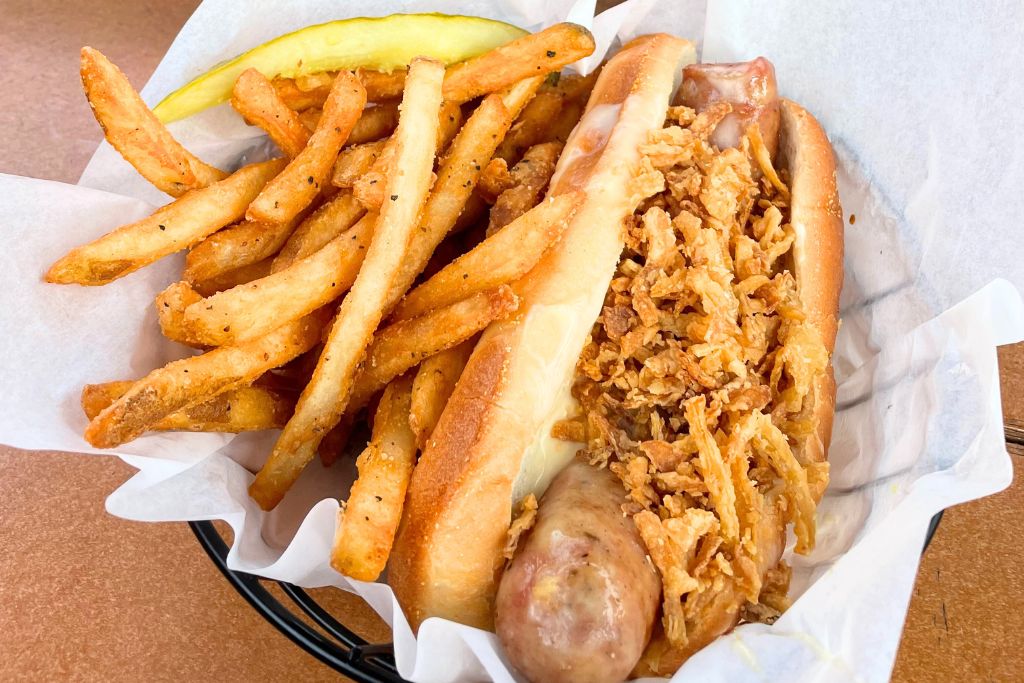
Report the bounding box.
[570,106,830,649]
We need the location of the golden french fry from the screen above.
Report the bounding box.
[357,67,408,101]
[488,141,564,233]
[348,286,518,412]
[82,381,294,432]
[191,257,272,297]
[382,76,543,309]
[441,23,595,103]
[331,140,387,188]
[347,101,399,144]
[46,158,284,286]
[272,192,366,272]
[272,74,336,111]
[80,47,226,197]
[494,88,562,163]
[409,339,474,450]
[331,374,416,581]
[249,57,446,511]
[184,212,376,345]
[231,68,311,158]
[155,281,205,347]
[353,100,463,210]
[84,309,328,448]
[247,72,367,224]
[184,213,302,285]
[393,192,579,320]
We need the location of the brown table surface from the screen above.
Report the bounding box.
[1,2,1020,681]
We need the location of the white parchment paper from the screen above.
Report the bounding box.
[1,0,1023,681]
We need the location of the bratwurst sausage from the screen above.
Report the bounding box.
[495,459,661,683]
[678,56,780,156]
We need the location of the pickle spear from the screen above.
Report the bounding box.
[154,13,526,123]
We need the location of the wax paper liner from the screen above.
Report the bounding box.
[1,0,1023,681]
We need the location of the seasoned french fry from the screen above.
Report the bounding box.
[488,141,564,233]
[441,23,595,103]
[82,381,294,432]
[331,374,416,581]
[249,58,446,511]
[357,67,408,101]
[383,76,544,309]
[46,158,284,286]
[231,68,310,158]
[184,213,302,285]
[191,257,272,297]
[184,212,375,345]
[348,286,518,412]
[330,140,387,188]
[80,47,226,197]
[272,192,366,272]
[247,72,367,224]
[347,101,400,144]
[393,192,579,320]
[84,309,328,448]
[272,73,336,110]
[353,100,463,209]
[409,339,474,450]
[155,281,204,347]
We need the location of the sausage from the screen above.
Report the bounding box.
[677,57,780,156]
[495,459,661,683]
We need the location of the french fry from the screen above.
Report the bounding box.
[84,309,328,448]
[46,158,284,286]
[409,339,474,450]
[393,192,579,320]
[331,140,387,188]
[272,192,366,272]
[353,100,463,209]
[496,71,598,163]
[249,57,446,511]
[231,68,310,158]
[494,88,562,164]
[155,281,204,347]
[441,23,595,103]
[357,67,408,101]
[191,257,272,297]
[331,374,416,581]
[347,286,519,412]
[184,212,376,345]
[82,381,294,432]
[272,73,336,110]
[488,141,564,233]
[184,213,302,285]
[80,47,226,197]
[347,101,400,144]
[383,75,544,309]
[247,72,367,224]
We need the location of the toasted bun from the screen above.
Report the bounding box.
[779,99,844,470]
[633,99,844,678]
[388,34,697,631]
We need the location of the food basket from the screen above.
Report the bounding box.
[189,511,943,681]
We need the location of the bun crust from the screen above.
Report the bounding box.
[779,99,844,469]
[388,34,697,631]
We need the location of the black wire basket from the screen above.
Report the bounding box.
[189,511,944,681]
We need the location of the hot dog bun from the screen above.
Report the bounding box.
[389,34,697,631]
[633,98,843,678]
